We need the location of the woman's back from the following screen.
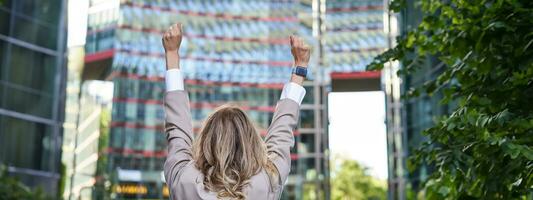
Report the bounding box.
[173,162,281,199]
[164,90,302,199]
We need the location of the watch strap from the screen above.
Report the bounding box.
[292,66,307,78]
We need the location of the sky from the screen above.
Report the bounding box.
[328,91,388,180]
[67,0,88,47]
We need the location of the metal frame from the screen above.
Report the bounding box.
[383,0,406,198]
[308,0,329,199]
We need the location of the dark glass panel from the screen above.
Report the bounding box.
[302,86,314,104]
[8,45,56,93]
[3,84,53,118]
[300,110,315,128]
[0,40,5,82]
[0,0,12,9]
[299,134,316,153]
[0,7,11,35]
[14,0,61,25]
[12,14,58,49]
[0,116,54,171]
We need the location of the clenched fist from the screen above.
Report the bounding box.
[162,23,183,52]
[162,23,183,69]
[289,35,311,67]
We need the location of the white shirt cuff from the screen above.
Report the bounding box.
[165,69,184,91]
[280,82,306,105]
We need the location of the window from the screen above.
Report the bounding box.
[14,0,61,25]
[0,0,12,9]
[155,133,166,152]
[302,86,314,104]
[301,158,317,181]
[0,40,5,87]
[125,102,137,121]
[141,130,155,151]
[144,104,160,126]
[110,127,124,148]
[2,44,56,118]
[299,134,315,153]
[0,116,54,171]
[3,84,53,118]
[0,7,10,35]
[12,14,58,49]
[136,103,145,123]
[8,45,56,93]
[300,110,315,128]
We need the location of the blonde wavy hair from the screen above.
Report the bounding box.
[192,105,278,199]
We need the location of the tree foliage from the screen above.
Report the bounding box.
[368,0,533,199]
[94,108,112,199]
[0,165,52,200]
[331,157,386,200]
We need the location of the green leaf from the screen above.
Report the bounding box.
[504,143,520,159]
[438,186,450,196]
[518,145,533,160]
[389,0,406,12]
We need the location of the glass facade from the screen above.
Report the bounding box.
[324,0,386,73]
[84,0,328,199]
[0,0,67,198]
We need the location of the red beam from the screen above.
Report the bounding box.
[85,49,114,63]
[123,2,298,22]
[326,5,383,13]
[330,71,381,80]
[110,121,163,131]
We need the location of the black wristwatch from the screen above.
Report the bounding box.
[292,66,307,78]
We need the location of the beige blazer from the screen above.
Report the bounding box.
[163,90,300,200]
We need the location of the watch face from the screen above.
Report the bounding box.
[293,66,307,77]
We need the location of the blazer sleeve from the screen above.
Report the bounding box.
[163,90,194,189]
[264,98,300,185]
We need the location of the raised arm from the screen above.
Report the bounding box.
[265,35,310,185]
[162,23,193,191]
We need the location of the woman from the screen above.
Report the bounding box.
[162,23,310,200]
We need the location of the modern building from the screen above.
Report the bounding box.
[83,0,329,199]
[62,79,113,200]
[324,0,386,91]
[325,0,386,74]
[0,0,67,197]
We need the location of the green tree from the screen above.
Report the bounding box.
[331,157,386,200]
[368,0,533,199]
[94,107,111,199]
[0,165,52,200]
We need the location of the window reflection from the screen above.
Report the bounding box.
[300,110,315,128]
[0,116,54,171]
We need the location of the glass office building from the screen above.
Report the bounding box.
[0,0,67,198]
[84,0,329,199]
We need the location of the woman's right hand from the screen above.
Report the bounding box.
[289,35,311,67]
[289,35,311,85]
[162,23,183,70]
